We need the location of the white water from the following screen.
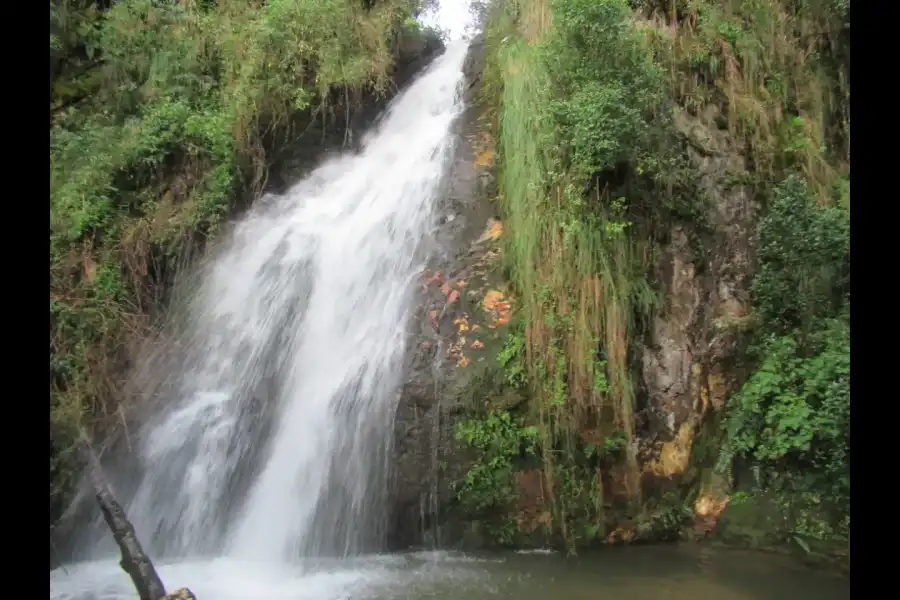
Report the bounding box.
[224,34,471,561]
[49,552,495,600]
[52,2,477,597]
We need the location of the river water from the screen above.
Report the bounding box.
[50,546,848,600]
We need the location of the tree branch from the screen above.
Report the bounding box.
[77,436,192,600]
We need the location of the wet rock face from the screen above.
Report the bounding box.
[396,27,447,78]
[388,35,495,551]
[638,103,759,493]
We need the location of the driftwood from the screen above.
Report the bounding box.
[78,436,196,600]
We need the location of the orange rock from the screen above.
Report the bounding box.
[482,290,505,310]
[474,149,495,168]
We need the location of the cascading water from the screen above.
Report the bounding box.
[52,4,479,598]
[137,38,470,561]
[223,37,472,561]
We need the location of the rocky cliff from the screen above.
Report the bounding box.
[387,29,762,552]
[388,34,508,549]
[635,103,759,539]
[388,1,847,568]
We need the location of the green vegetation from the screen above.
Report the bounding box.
[638,0,850,195]
[456,0,693,552]
[49,0,433,525]
[639,0,851,561]
[452,410,539,545]
[716,175,850,558]
[455,0,849,559]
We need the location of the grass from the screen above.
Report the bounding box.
[636,0,850,201]
[474,0,667,546]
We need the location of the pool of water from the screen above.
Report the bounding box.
[49,545,849,600]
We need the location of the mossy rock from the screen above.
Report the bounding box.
[716,492,787,547]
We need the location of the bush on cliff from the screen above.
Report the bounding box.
[717,175,850,557]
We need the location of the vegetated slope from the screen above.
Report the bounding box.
[49,0,438,529]
[447,0,849,564]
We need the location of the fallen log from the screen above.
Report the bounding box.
[78,436,196,600]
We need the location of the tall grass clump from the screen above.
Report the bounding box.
[481,0,666,548]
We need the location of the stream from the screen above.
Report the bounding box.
[50,545,848,600]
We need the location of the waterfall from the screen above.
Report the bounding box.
[53,3,478,598]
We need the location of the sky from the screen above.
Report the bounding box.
[418,0,477,41]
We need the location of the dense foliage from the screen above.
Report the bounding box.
[455,0,849,558]
[452,410,539,545]
[717,175,850,553]
[456,0,675,550]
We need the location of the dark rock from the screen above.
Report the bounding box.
[462,34,486,101]
[387,34,498,551]
[396,28,446,80]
